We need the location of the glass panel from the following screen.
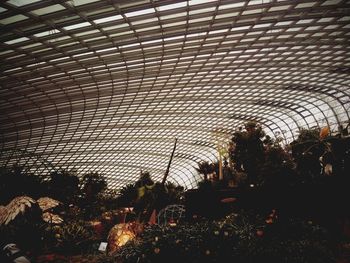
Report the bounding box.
[31,4,65,16]
[0,14,28,24]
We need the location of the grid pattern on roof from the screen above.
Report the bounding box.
[0,0,349,190]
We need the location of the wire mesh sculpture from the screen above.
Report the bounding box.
[157,204,185,226]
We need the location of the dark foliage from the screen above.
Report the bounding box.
[291,128,350,179]
[53,220,96,255]
[196,161,217,181]
[79,172,109,220]
[0,166,49,204]
[116,212,336,263]
[81,172,107,200]
[0,206,43,254]
[117,184,137,207]
[229,121,266,183]
[290,128,324,180]
[117,172,184,222]
[133,182,184,222]
[49,170,80,204]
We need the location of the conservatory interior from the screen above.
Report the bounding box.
[0,0,349,262]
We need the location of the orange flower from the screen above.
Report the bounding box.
[319,126,329,140]
[265,218,273,224]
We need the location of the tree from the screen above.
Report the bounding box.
[229,121,266,184]
[49,170,80,204]
[81,172,107,201]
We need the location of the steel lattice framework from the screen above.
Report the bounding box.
[0,0,349,190]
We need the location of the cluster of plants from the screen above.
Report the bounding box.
[196,121,350,189]
[0,168,118,220]
[0,168,185,261]
[0,168,121,261]
[192,121,350,228]
[35,253,119,263]
[0,207,100,257]
[117,171,185,223]
[0,122,349,262]
[116,211,338,263]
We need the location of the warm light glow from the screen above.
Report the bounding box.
[116,232,134,246]
[107,223,136,254]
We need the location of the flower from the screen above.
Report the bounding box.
[265,218,273,224]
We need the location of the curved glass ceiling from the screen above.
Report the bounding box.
[0,0,349,190]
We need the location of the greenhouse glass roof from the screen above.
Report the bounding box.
[0,0,349,189]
